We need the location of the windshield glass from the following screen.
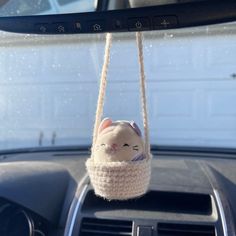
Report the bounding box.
[0,23,236,150]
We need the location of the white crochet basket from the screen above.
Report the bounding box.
[87,32,151,200]
[86,157,151,200]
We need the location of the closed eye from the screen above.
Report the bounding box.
[123,143,130,147]
[101,144,106,146]
[133,145,139,151]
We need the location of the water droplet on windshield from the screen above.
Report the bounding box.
[163,33,174,39]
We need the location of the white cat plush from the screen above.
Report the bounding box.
[93,118,146,163]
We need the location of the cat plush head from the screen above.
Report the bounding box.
[93,118,145,162]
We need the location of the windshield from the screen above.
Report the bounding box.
[0,22,236,150]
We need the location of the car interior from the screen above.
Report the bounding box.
[0,0,236,236]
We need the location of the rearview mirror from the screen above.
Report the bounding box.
[0,0,236,34]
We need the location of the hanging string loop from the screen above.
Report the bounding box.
[92,33,113,154]
[92,32,151,159]
[136,32,151,158]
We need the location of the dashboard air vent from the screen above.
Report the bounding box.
[158,223,216,236]
[80,217,133,236]
[82,190,212,215]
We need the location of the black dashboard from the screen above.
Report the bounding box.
[0,148,235,236]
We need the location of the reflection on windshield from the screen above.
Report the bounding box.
[128,0,207,8]
[0,23,236,150]
[0,0,95,16]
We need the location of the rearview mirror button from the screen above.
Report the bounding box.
[35,23,49,33]
[52,23,68,33]
[154,16,178,29]
[88,20,105,32]
[128,17,150,31]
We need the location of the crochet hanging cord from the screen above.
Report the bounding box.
[86,32,152,201]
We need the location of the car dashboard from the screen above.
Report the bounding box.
[0,148,235,236]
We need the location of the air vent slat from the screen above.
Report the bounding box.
[158,223,215,236]
[83,222,131,228]
[81,229,131,235]
[80,218,132,236]
[159,229,214,234]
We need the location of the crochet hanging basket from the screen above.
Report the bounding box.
[86,32,151,201]
[86,157,151,200]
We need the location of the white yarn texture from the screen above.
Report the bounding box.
[86,32,151,200]
[86,159,151,200]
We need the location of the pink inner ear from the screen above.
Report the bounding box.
[98,118,112,133]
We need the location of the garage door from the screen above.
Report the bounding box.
[0,24,236,149]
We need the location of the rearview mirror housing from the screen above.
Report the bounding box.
[0,0,236,34]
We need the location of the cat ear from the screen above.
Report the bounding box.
[129,121,142,136]
[98,118,112,133]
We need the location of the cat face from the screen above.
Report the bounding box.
[93,118,144,162]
